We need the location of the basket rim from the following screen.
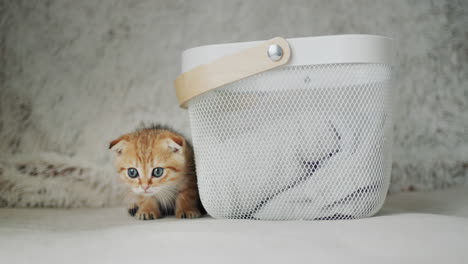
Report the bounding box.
[180,34,393,73]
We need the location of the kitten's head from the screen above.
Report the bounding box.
[109,128,188,196]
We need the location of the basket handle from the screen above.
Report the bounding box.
[174,37,291,108]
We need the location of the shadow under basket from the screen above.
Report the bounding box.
[174,35,394,220]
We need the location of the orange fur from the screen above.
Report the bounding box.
[109,126,202,220]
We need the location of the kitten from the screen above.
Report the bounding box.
[109,125,203,220]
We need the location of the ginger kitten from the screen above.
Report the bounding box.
[109,125,203,220]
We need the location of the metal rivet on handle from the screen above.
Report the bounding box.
[267,44,283,61]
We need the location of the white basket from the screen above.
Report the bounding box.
[175,35,393,220]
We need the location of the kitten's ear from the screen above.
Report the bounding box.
[109,135,129,155]
[166,134,185,154]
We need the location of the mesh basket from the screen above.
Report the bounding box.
[175,35,393,220]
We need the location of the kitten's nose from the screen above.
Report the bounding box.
[142,184,149,191]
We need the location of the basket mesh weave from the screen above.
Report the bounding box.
[188,64,392,220]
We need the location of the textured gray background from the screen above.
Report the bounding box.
[0,0,467,207]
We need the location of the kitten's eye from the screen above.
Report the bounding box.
[152,167,164,178]
[127,168,139,178]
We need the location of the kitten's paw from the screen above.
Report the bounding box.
[128,205,139,216]
[135,210,160,220]
[176,208,202,219]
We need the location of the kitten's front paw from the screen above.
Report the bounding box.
[176,208,202,219]
[128,205,139,216]
[135,209,161,220]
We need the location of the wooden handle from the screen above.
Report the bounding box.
[174,37,291,108]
